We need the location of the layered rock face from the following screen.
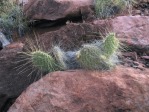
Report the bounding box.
[8,66,149,112]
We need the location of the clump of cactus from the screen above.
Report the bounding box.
[76,33,120,70]
[17,33,120,76]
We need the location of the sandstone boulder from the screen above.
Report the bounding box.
[24,0,94,21]
[8,66,149,112]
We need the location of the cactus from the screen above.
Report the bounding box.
[17,33,120,74]
[31,50,58,73]
[103,33,120,59]
[76,33,120,70]
[76,44,109,70]
[52,46,68,70]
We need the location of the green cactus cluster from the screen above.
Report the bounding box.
[19,33,120,74]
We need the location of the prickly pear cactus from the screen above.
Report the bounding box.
[31,51,58,72]
[76,33,120,70]
[76,44,109,70]
[103,33,119,59]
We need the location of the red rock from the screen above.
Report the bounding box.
[8,66,149,112]
[24,0,94,21]
[112,16,149,46]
